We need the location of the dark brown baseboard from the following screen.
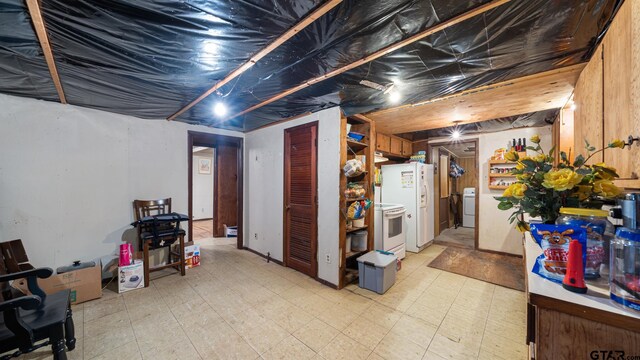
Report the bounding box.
[316,277,339,289]
[242,246,284,266]
[242,247,340,289]
[433,240,474,250]
[477,247,523,258]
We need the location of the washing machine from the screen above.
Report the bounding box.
[462,188,475,228]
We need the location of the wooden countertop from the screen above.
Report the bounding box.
[524,232,640,331]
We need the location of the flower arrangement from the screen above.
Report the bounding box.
[495,135,625,232]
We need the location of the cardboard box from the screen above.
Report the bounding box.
[185,244,200,269]
[224,225,237,237]
[118,260,144,293]
[13,262,102,305]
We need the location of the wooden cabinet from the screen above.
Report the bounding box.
[569,0,640,187]
[375,131,412,158]
[401,139,412,157]
[376,133,390,152]
[524,234,640,359]
[573,44,603,164]
[603,0,638,179]
[390,137,402,155]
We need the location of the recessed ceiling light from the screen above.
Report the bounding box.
[213,102,227,117]
[451,130,461,139]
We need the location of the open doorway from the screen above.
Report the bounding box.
[188,131,243,249]
[192,146,215,240]
[428,139,479,249]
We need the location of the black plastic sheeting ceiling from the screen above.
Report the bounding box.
[0,0,619,132]
[412,108,560,139]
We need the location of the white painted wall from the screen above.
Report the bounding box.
[429,126,553,255]
[0,94,243,271]
[192,150,214,220]
[244,107,341,286]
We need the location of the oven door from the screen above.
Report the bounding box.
[383,208,406,250]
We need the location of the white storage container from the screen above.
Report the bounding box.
[352,218,365,228]
[351,231,368,251]
[357,251,397,294]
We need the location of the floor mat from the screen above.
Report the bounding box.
[428,247,525,291]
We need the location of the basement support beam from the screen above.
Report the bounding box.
[167,0,343,121]
[25,0,66,104]
[221,0,511,123]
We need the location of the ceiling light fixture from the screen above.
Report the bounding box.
[213,102,227,117]
[383,83,396,95]
[389,91,401,103]
[451,130,461,139]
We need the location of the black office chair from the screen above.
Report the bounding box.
[0,241,75,360]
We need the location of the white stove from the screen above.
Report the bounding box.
[374,203,406,259]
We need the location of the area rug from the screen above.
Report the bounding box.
[428,247,525,291]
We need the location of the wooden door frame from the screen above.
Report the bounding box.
[187,131,244,249]
[283,121,319,278]
[427,138,479,250]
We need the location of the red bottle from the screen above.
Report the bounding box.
[562,240,587,293]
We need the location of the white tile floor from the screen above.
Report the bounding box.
[11,239,527,359]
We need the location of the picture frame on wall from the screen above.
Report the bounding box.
[198,158,211,174]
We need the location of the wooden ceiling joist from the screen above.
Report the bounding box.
[25,0,66,104]
[368,63,586,134]
[167,0,343,121]
[221,0,512,122]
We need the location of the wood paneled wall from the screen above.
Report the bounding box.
[603,1,639,179]
[456,157,477,192]
[573,44,603,164]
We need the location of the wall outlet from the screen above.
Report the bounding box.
[254,233,258,240]
[325,254,331,263]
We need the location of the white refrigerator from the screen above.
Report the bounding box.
[381,163,434,252]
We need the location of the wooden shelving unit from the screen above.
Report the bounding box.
[488,158,519,190]
[339,115,375,289]
[346,225,368,233]
[346,139,368,152]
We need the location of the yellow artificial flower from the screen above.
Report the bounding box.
[516,222,531,233]
[534,154,547,163]
[503,183,527,199]
[530,135,541,144]
[572,185,592,201]
[516,173,531,181]
[515,162,525,171]
[593,162,617,180]
[504,151,518,162]
[609,139,625,149]
[542,168,583,191]
[592,179,622,198]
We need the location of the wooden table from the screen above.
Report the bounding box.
[524,232,640,359]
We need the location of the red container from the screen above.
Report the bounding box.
[119,243,132,266]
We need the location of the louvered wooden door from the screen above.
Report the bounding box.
[284,122,318,278]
